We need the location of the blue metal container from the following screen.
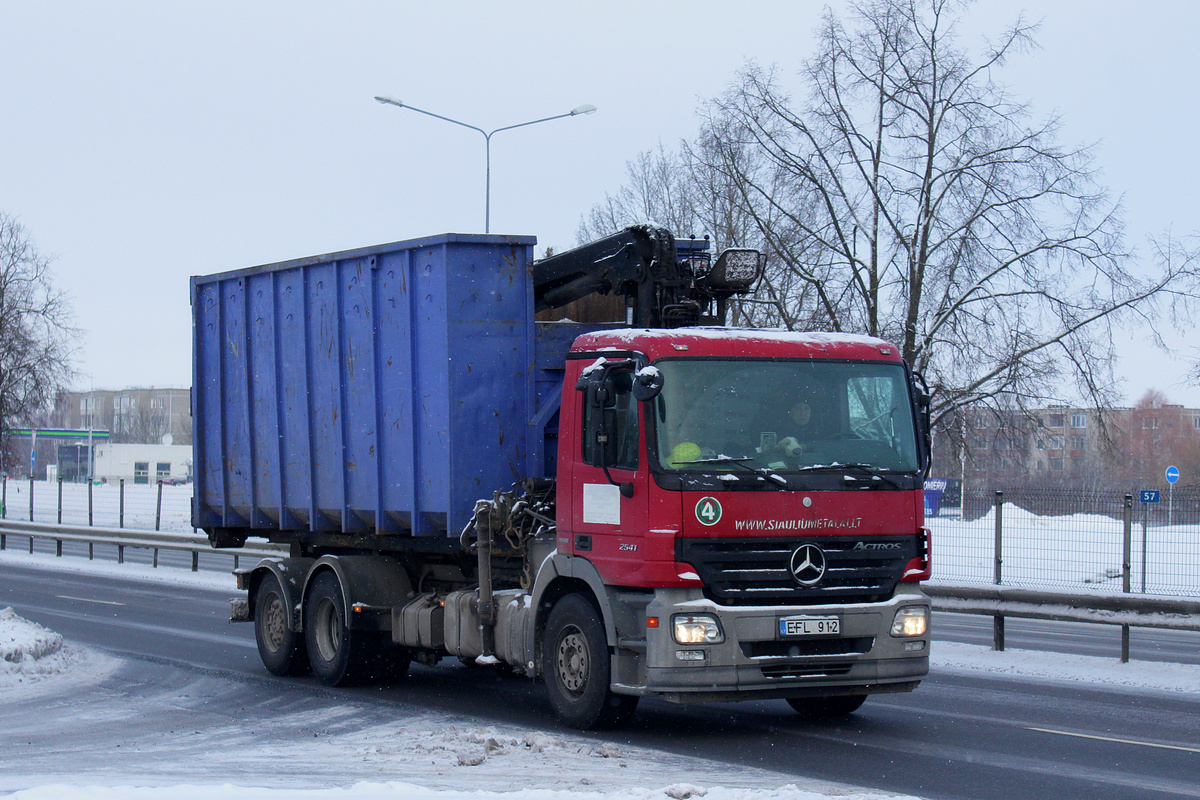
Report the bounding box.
[192,233,550,539]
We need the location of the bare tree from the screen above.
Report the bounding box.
[0,212,77,470]
[1126,389,1200,488]
[576,144,700,243]
[710,0,1172,426]
[112,404,167,445]
[583,0,1200,435]
[575,132,778,326]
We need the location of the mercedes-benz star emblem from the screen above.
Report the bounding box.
[789,543,827,587]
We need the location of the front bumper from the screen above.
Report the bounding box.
[614,587,929,703]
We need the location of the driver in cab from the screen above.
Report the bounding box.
[758,385,821,462]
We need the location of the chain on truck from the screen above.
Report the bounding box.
[192,225,933,729]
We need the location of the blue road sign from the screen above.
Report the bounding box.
[1140,490,1161,503]
[1166,465,1180,484]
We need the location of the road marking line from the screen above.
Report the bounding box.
[1027,727,1200,754]
[56,595,125,606]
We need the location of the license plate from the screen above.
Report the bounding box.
[779,615,840,637]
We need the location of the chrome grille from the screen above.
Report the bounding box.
[677,535,918,606]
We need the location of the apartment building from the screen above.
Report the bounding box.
[937,402,1200,488]
[55,388,191,445]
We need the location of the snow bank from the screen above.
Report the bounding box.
[0,607,72,691]
[0,608,117,698]
[0,607,61,663]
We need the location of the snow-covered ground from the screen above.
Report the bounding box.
[3,549,1199,800]
[0,555,918,800]
[1,479,193,533]
[931,503,1200,595]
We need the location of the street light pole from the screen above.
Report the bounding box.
[374,96,596,233]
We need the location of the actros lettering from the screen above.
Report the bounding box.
[852,541,903,551]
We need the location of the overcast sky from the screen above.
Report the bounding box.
[2,1,1199,405]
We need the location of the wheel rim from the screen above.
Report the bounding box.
[555,625,589,696]
[313,597,340,663]
[261,592,287,654]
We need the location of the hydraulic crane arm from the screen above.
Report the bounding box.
[532,225,764,328]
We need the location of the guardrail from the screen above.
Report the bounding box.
[925,583,1200,662]
[1,519,1195,665]
[0,519,287,571]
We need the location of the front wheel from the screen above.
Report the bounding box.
[542,594,638,729]
[786,694,868,719]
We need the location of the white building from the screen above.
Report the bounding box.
[91,443,192,484]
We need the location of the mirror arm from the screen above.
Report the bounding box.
[596,426,635,498]
[602,465,635,498]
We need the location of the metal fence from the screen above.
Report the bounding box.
[933,488,1199,597]
[1,477,192,532]
[7,478,1197,599]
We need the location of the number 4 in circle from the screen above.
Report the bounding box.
[695,496,723,526]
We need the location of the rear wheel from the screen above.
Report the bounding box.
[254,572,308,676]
[304,570,379,686]
[786,694,868,719]
[542,594,638,729]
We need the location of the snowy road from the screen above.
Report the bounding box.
[2,556,1199,799]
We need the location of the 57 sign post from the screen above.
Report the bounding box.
[1137,489,1160,593]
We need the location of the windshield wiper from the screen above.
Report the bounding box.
[677,456,788,488]
[795,462,903,488]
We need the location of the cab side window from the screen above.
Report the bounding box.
[582,370,639,470]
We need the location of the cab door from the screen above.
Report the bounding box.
[566,365,649,584]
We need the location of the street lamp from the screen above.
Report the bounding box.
[374,96,597,233]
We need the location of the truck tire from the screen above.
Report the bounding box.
[304,570,378,686]
[542,594,638,729]
[786,694,868,719]
[254,572,309,676]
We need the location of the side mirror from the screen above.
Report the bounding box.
[632,366,664,402]
[910,368,933,476]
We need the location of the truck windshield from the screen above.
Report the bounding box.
[653,359,920,473]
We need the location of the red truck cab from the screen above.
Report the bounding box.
[551,327,931,712]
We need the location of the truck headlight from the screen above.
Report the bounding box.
[890,606,928,637]
[672,614,724,645]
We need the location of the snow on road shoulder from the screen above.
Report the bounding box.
[2,784,922,800]
[0,607,117,696]
[0,548,236,592]
[932,640,1200,696]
